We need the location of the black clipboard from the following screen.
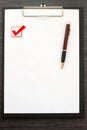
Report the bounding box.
[2,6,84,118]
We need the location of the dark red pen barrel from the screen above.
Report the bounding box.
[63,24,70,50]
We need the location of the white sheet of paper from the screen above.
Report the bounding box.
[4,9,79,113]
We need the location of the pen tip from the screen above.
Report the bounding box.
[61,62,64,69]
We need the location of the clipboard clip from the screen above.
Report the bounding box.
[22,3,63,17]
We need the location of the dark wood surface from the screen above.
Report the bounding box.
[0,0,86,129]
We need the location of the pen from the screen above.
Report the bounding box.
[61,22,70,69]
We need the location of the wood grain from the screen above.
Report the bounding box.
[0,0,86,129]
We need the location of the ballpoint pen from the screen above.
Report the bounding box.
[61,21,70,69]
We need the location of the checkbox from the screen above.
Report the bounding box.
[11,26,22,37]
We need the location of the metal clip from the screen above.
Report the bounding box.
[22,3,63,17]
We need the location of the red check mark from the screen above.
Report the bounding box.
[12,25,26,36]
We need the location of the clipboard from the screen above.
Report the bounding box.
[2,4,84,118]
